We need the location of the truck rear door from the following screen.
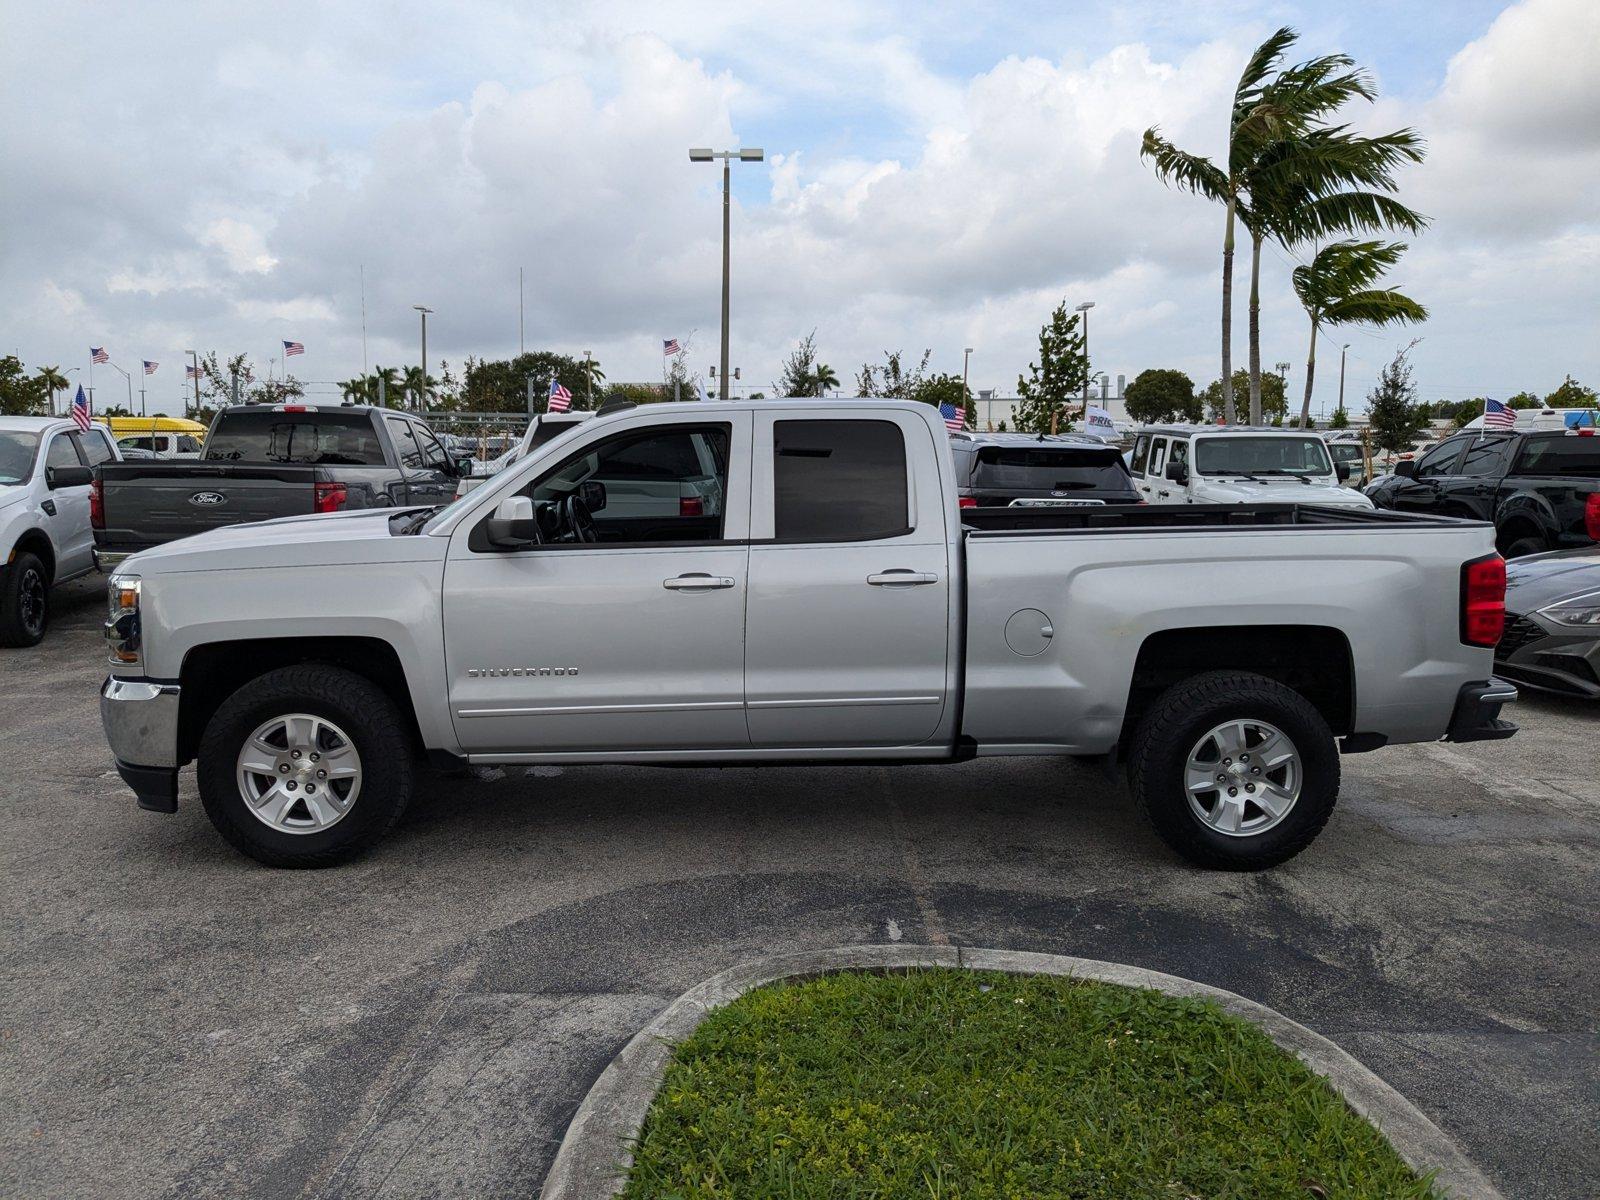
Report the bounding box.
[744,409,952,748]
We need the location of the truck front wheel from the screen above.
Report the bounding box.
[1128,671,1339,870]
[0,551,49,647]
[197,665,414,868]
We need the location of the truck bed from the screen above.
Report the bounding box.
[961,501,1469,535]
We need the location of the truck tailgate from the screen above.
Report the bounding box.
[96,463,318,550]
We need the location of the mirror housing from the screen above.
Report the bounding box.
[1163,460,1188,485]
[46,465,93,489]
[454,456,476,477]
[485,495,540,548]
[1335,461,1351,481]
[579,479,607,512]
[1393,459,1416,479]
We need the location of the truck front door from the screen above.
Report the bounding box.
[744,410,954,748]
[443,412,753,755]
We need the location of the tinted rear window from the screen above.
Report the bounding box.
[1517,435,1600,477]
[972,445,1132,492]
[774,420,908,541]
[203,412,386,465]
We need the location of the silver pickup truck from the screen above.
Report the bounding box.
[99,399,1517,870]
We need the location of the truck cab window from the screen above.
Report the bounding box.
[76,430,116,466]
[386,417,424,469]
[46,434,82,471]
[1130,435,1150,477]
[773,419,908,541]
[1415,437,1468,478]
[524,425,731,544]
[1456,437,1515,476]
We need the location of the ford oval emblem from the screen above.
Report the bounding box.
[189,491,227,506]
[1051,489,1069,497]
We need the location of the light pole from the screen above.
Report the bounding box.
[1275,361,1290,425]
[962,347,974,417]
[413,305,433,411]
[187,350,201,418]
[690,146,764,400]
[584,350,593,408]
[107,361,138,416]
[1338,343,1350,418]
[1074,301,1095,414]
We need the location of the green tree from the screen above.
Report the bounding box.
[1291,240,1427,428]
[34,365,69,415]
[776,331,820,397]
[1123,368,1200,424]
[600,382,670,405]
[339,376,374,404]
[911,373,976,427]
[1505,391,1542,410]
[1366,344,1429,455]
[0,356,45,415]
[1013,299,1088,434]
[1328,405,1350,429]
[463,352,595,413]
[1202,370,1287,423]
[856,349,932,400]
[400,365,438,407]
[1545,375,1598,409]
[1141,26,1299,424]
[810,362,840,397]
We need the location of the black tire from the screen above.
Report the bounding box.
[1503,534,1547,559]
[198,664,414,868]
[0,552,49,648]
[1128,671,1339,871]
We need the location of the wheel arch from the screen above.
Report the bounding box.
[177,636,422,766]
[1118,625,1354,754]
[7,529,56,583]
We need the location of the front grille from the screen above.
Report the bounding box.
[1496,614,1546,658]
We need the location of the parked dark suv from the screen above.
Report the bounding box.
[1366,428,1600,556]
[950,432,1140,509]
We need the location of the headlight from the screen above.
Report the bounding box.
[1539,588,1600,627]
[106,574,141,665]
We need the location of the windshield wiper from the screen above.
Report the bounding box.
[391,507,440,535]
[1253,469,1313,483]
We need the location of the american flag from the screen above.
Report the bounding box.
[283,340,305,357]
[663,338,681,356]
[547,379,572,413]
[71,385,91,431]
[1482,397,1517,431]
[143,360,159,375]
[90,346,109,364]
[938,402,966,432]
[186,365,202,380]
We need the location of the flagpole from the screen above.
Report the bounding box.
[360,264,369,375]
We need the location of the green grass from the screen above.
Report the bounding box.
[621,969,1438,1199]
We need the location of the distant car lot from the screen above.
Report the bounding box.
[2,576,1595,1199]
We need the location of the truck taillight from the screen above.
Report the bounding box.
[89,477,104,529]
[314,482,348,513]
[1586,492,1600,542]
[679,496,703,517]
[1460,554,1507,648]
[958,496,978,509]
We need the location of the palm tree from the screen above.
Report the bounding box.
[372,366,403,407]
[401,365,439,408]
[1292,240,1427,427]
[339,376,373,404]
[34,365,68,415]
[810,363,840,396]
[1142,26,1298,424]
[1239,54,1426,421]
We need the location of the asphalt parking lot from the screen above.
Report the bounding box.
[3,576,1596,1199]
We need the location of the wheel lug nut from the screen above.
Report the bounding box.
[310,752,320,762]
[1251,767,1260,775]
[286,781,298,791]
[1241,754,1249,761]
[1216,773,1227,782]
[305,784,316,794]
[317,769,327,779]
[1228,787,1238,797]
[1246,784,1256,793]
[291,750,302,759]
[278,764,290,774]
[1223,758,1232,765]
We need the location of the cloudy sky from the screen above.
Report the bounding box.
[3,0,1596,413]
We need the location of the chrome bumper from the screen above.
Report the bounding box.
[94,549,132,572]
[101,677,181,812]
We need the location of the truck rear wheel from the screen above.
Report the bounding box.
[197,665,414,868]
[0,551,49,647]
[1128,671,1338,870]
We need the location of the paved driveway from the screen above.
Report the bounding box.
[3,576,1596,1199]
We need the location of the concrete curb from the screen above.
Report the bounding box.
[540,944,1502,1200]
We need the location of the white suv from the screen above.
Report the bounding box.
[0,417,121,645]
[1128,426,1374,509]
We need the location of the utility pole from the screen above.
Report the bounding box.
[187,350,201,418]
[962,347,973,417]
[413,305,433,412]
[1338,343,1350,417]
[690,147,764,400]
[519,268,525,357]
[1075,301,1095,418]
[583,350,593,408]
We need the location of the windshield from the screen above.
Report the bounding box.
[0,431,42,484]
[1194,436,1333,477]
[203,411,387,465]
[971,445,1132,492]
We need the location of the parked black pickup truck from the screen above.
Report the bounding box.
[1367,427,1600,557]
[93,404,472,568]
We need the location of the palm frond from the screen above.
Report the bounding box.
[1140,128,1229,201]
[1234,26,1298,114]
[1290,191,1429,241]
[1323,288,1429,327]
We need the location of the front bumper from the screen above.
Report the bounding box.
[1494,613,1600,699]
[1441,678,1519,743]
[100,677,181,812]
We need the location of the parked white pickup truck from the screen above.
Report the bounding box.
[1130,426,1375,509]
[99,399,1518,870]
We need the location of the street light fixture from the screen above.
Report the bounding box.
[689,146,765,399]
[1074,301,1096,411]
[962,347,974,423]
[413,305,433,410]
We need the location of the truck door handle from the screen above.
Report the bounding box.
[1157,490,1170,498]
[867,571,939,586]
[663,573,735,590]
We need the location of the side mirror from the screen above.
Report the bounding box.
[579,479,607,512]
[455,456,475,477]
[485,495,540,548]
[1393,459,1416,479]
[47,465,93,489]
[1164,460,1189,485]
[1335,461,1351,481]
